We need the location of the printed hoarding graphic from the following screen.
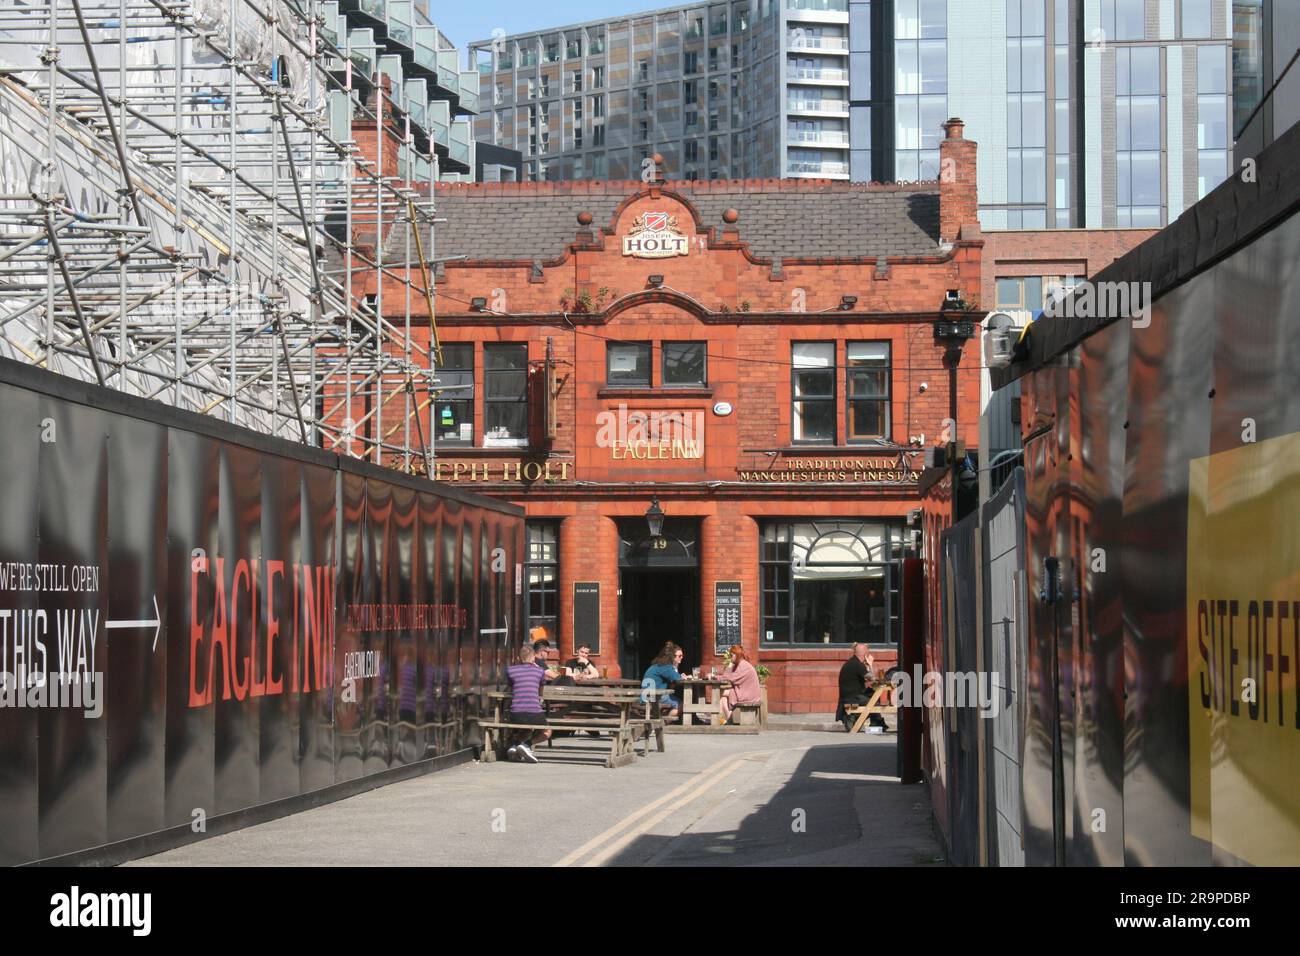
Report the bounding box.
[1187,430,1300,865]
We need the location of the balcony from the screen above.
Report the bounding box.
[787,159,849,176]
[788,128,849,146]
[788,34,848,52]
[789,66,848,83]
[788,98,848,115]
[386,0,414,50]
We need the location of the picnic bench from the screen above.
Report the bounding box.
[844,682,898,733]
[479,685,669,768]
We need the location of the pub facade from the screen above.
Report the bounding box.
[354,120,984,713]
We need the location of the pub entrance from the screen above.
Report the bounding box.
[616,518,700,678]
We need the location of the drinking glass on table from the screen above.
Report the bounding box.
[691,667,701,679]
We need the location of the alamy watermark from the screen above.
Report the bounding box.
[889,667,1006,719]
[1042,279,1152,329]
[0,670,102,718]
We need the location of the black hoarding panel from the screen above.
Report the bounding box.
[1020,363,1065,867]
[212,443,263,816]
[1121,274,1216,866]
[36,395,109,859]
[165,427,218,830]
[390,482,418,766]
[1068,319,1129,866]
[334,471,367,783]
[363,478,394,774]
[300,461,337,792]
[257,453,301,806]
[0,382,43,866]
[106,412,168,844]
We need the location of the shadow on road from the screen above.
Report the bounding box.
[600,739,933,867]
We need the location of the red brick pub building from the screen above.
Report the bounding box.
[358,121,984,713]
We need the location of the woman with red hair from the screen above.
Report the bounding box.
[718,644,762,724]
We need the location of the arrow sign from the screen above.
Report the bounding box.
[106,594,162,651]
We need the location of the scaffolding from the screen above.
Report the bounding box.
[0,0,462,473]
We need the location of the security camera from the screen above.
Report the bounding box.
[919,382,929,392]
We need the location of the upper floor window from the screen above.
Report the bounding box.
[484,343,529,446]
[847,342,890,442]
[663,342,707,387]
[792,342,836,444]
[435,343,474,446]
[607,342,652,386]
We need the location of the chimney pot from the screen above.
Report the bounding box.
[943,117,965,139]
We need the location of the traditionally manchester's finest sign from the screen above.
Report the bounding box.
[623,212,689,259]
[736,456,921,483]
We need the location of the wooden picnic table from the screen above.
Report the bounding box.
[481,685,670,768]
[845,682,898,733]
[678,677,734,727]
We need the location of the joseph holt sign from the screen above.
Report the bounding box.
[623,212,689,259]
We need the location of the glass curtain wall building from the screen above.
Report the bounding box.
[471,0,881,182]
[474,0,1236,229]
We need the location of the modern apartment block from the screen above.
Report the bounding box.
[472,0,1248,231]
[469,0,872,183]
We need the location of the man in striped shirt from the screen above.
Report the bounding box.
[506,644,551,763]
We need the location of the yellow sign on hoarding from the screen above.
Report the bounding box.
[1186,431,1300,865]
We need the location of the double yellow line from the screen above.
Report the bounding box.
[553,754,759,867]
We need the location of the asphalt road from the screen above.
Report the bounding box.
[125,730,942,867]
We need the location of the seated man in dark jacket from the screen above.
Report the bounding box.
[836,643,884,731]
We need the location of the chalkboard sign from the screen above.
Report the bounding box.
[714,581,742,655]
[573,581,601,655]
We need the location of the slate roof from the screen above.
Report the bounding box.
[383,179,941,266]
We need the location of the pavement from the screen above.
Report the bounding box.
[125,725,940,867]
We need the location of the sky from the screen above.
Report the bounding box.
[433,0,674,58]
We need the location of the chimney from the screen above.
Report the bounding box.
[939,117,978,244]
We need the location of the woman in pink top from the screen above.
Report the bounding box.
[719,644,762,724]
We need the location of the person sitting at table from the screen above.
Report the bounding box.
[564,644,600,681]
[506,643,551,763]
[835,643,885,732]
[718,644,763,725]
[642,642,686,721]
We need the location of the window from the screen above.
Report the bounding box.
[1116,46,1163,226]
[592,66,605,89]
[684,51,699,74]
[761,521,904,645]
[792,342,835,444]
[526,522,559,639]
[663,342,707,387]
[592,123,606,145]
[484,344,528,446]
[1181,0,1211,38]
[591,94,605,118]
[607,342,652,386]
[571,70,583,93]
[847,342,890,441]
[684,139,699,162]
[434,344,474,446]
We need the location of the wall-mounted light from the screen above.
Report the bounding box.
[647,275,665,289]
[470,297,487,312]
[840,295,858,310]
[645,497,665,537]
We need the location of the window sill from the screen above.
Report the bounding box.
[598,387,714,400]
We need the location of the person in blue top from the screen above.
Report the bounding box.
[642,642,686,721]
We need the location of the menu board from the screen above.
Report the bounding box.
[573,581,600,655]
[714,581,742,655]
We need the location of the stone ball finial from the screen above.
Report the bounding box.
[722,208,739,224]
[577,211,594,226]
